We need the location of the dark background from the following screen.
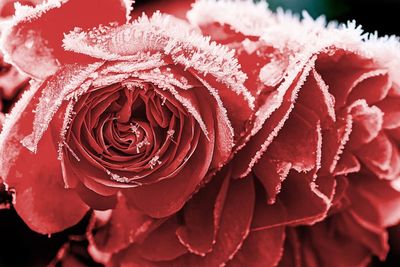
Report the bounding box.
[1,0,400,266]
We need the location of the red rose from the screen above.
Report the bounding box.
[85,1,400,266]
[0,0,254,235]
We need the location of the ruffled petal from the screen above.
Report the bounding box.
[356,133,400,180]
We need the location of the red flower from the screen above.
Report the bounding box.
[0,0,254,235]
[1,0,400,266]
[84,1,400,266]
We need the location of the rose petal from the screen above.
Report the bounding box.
[176,169,230,256]
[124,130,213,218]
[2,0,130,79]
[0,85,88,234]
[89,194,153,254]
[347,100,384,149]
[376,97,400,129]
[252,172,331,230]
[278,228,301,267]
[172,175,255,267]
[347,70,391,106]
[336,211,388,261]
[356,132,400,180]
[132,0,192,20]
[187,0,273,38]
[298,69,336,124]
[253,157,291,204]
[227,227,285,267]
[319,115,353,175]
[231,61,314,178]
[137,217,188,262]
[316,50,377,109]
[351,175,400,227]
[63,13,254,112]
[333,151,361,176]
[301,222,372,267]
[267,105,321,173]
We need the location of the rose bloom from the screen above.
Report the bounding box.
[84,1,399,267]
[0,0,254,237]
[1,1,400,267]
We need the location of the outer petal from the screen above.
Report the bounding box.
[227,227,285,267]
[300,222,372,267]
[136,217,188,262]
[88,194,153,254]
[252,172,332,230]
[172,175,255,267]
[0,84,88,234]
[1,0,130,79]
[176,168,230,256]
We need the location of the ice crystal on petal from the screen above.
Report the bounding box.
[122,0,134,22]
[330,115,353,173]
[239,57,316,178]
[148,155,162,170]
[57,100,75,161]
[195,75,235,151]
[63,12,254,109]
[0,81,40,177]
[188,0,273,36]
[22,62,103,153]
[363,33,400,89]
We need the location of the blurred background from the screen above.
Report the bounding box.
[266,0,400,36]
[1,0,400,266]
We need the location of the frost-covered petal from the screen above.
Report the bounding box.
[376,97,400,129]
[346,100,384,150]
[252,172,333,230]
[356,133,400,180]
[231,58,315,178]
[0,85,88,234]
[253,157,291,204]
[187,0,273,38]
[1,0,130,79]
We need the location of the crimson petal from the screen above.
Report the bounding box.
[0,86,88,234]
[176,169,230,256]
[227,227,285,267]
[2,0,130,79]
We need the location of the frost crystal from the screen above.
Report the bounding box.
[63,12,255,109]
[148,155,162,170]
[21,62,103,153]
[188,0,273,36]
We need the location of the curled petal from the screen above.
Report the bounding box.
[356,133,400,180]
